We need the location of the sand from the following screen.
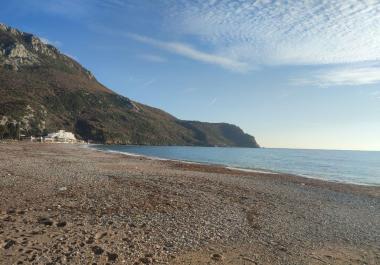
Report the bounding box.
[0,142,379,264]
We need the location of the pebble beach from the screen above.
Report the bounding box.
[0,142,379,264]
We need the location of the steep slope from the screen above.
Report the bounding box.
[0,24,259,147]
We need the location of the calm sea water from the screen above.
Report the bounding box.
[93,145,380,186]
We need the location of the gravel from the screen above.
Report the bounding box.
[0,142,379,264]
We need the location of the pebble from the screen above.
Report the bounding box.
[3,239,16,249]
[107,252,118,262]
[56,221,67,227]
[92,246,104,255]
[139,257,152,264]
[38,217,53,226]
[211,253,224,261]
[95,231,107,240]
[6,208,16,214]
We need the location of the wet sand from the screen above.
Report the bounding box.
[0,142,379,264]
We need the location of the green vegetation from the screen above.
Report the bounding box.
[0,123,20,140]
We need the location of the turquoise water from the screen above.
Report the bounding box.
[93,145,380,186]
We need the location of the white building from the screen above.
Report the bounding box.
[44,130,77,143]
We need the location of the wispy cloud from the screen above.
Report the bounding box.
[164,1,380,66]
[39,37,62,47]
[209,97,217,106]
[128,33,249,72]
[292,64,380,86]
[13,0,380,81]
[141,78,156,87]
[64,53,79,61]
[139,54,167,63]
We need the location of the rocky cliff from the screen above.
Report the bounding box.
[0,24,259,147]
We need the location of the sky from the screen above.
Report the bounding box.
[1,0,380,151]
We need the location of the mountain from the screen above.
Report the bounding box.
[0,24,259,147]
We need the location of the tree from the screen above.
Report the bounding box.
[7,123,15,139]
[0,124,6,139]
[15,122,20,140]
[6,122,19,139]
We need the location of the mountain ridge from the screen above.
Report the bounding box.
[0,23,259,148]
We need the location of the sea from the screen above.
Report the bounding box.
[92,145,380,186]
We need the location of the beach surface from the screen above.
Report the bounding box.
[0,142,379,264]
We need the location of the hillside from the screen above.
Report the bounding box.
[0,24,259,147]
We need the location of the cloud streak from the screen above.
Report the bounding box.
[292,65,380,86]
[209,97,217,106]
[129,33,249,72]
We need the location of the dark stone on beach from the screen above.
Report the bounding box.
[211,253,223,261]
[279,245,287,252]
[6,208,16,214]
[56,221,67,227]
[164,242,174,248]
[86,237,95,244]
[107,252,118,262]
[3,215,12,222]
[139,257,152,264]
[163,242,174,251]
[4,239,16,249]
[92,245,104,255]
[38,217,53,226]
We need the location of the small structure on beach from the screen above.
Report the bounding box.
[44,130,77,143]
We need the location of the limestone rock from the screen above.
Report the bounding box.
[8,43,29,58]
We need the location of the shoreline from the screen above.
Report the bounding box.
[86,144,280,174]
[1,142,379,264]
[88,144,380,189]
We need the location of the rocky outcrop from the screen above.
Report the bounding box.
[0,25,39,69]
[24,34,58,58]
[3,43,39,69]
[8,43,29,58]
[0,23,66,70]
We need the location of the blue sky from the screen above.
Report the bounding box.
[2,0,380,150]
